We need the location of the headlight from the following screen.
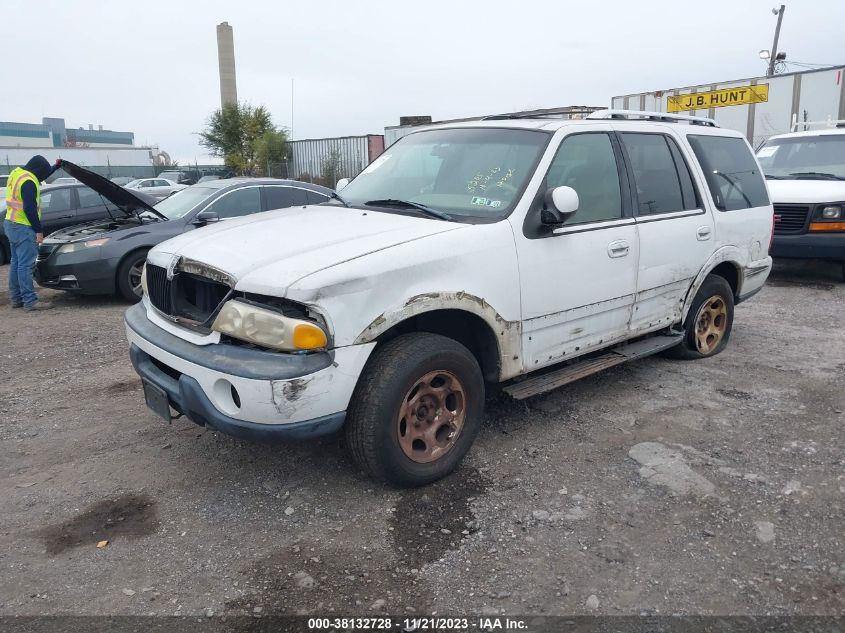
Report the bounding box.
[140,263,148,295]
[57,237,110,254]
[820,205,841,219]
[211,300,328,351]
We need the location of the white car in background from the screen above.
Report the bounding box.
[125,177,187,200]
[756,121,845,279]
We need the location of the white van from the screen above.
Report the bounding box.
[125,110,773,486]
[756,122,845,279]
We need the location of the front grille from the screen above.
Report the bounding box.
[146,264,172,314]
[773,204,811,235]
[145,262,231,326]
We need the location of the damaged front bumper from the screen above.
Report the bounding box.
[124,303,374,442]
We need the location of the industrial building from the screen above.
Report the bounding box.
[384,105,603,147]
[612,65,845,148]
[0,117,135,149]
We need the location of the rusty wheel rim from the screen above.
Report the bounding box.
[397,370,466,464]
[694,295,727,354]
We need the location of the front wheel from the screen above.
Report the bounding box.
[345,332,485,487]
[116,250,149,303]
[666,274,734,360]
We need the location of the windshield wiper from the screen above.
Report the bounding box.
[328,190,351,207]
[365,199,454,222]
[788,171,845,180]
[764,174,785,180]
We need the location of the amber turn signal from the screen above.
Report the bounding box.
[808,222,845,232]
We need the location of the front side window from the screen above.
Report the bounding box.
[77,186,107,208]
[205,187,262,219]
[756,134,845,181]
[338,128,550,220]
[621,133,696,215]
[153,186,217,220]
[545,133,622,223]
[688,135,769,211]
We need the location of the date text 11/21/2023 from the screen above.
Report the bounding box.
[306,616,529,630]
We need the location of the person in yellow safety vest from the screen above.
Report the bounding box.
[4,155,61,311]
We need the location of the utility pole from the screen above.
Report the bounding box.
[767,5,785,77]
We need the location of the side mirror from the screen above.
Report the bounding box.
[336,178,350,192]
[193,210,219,225]
[541,186,579,225]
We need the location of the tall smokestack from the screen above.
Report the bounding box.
[216,21,238,108]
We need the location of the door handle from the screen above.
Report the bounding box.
[696,226,712,241]
[607,239,630,258]
[55,214,73,219]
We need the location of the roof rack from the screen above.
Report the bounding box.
[790,117,845,131]
[586,109,719,127]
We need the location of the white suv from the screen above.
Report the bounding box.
[125,110,773,486]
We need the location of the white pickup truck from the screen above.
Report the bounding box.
[125,110,773,486]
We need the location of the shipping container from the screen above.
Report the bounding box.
[289,134,384,186]
[0,146,155,178]
[612,65,845,148]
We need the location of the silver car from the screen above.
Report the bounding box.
[124,177,187,200]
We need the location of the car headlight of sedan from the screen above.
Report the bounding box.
[57,237,110,254]
[211,300,328,351]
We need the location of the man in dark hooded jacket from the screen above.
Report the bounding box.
[4,155,61,310]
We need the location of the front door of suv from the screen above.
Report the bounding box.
[514,128,639,370]
[613,127,714,334]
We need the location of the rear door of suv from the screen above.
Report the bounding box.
[612,125,715,334]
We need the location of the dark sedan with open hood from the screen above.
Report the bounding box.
[36,160,333,302]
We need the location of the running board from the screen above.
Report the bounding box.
[503,333,684,400]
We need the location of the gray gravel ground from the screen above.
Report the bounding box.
[0,260,842,617]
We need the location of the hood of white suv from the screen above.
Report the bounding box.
[766,178,845,204]
[149,205,467,295]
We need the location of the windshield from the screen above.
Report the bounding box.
[152,186,216,220]
[125,179,144,188]
[756,134,845,179]
[338,128,551,220]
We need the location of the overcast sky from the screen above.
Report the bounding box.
[7,0,844,163]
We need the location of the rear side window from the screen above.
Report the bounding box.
[264,186,297,210]
[688,135,769,211]
[40,188,72,214]
[305,190,329,205]
[621,133,697,215]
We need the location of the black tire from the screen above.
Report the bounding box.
[345,332,485,487]
[0,236,9,266]
[0,242,7,266]
[665,274,734,360]
[116,249,149,303]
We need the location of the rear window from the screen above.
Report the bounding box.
[687,135,769,211]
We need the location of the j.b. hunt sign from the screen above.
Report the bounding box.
[667,84,769,113]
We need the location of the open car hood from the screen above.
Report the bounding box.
[57,160,165,219]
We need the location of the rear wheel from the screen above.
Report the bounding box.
[666,275,734,360]
[0,238,7,266]
[116,249,148,303]
[345,333,485,487]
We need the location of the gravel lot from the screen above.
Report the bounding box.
[1,261,842,618]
